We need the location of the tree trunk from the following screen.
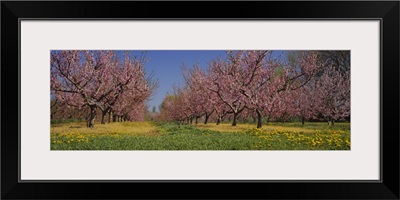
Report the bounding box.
[302,116,305,126]
[266,117,270,124]
[232,112,238,126]
[87,105,96,128]
[256,109,262,128]
[101,110,108,124]
[252,116,256,123]
[108,111,112,123]
[204,114,210,124]
[195,116,199,124]
[216,117,221,125]
[113,114,117,122]
[331,118,335,126]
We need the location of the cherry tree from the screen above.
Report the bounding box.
[291,80,321,125]
[212,50,321,128]
[157,95,175,121]
[51,51,114,127]
[262,93,282,124]
[206,53,250,126]
[51,50,157,128]
[234,50,284,128]
[158,86,193,123]
[111,68,157,122]
[316,65,350,125]
[97,52,150,124]
[182,64,216,124]
[126,101,147,121]
[273,91,296,123]
[213,101,232,125]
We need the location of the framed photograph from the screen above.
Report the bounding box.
[2,1,399,199]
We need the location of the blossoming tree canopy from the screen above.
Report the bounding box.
[158,50,350,128]
[51,50,158,128]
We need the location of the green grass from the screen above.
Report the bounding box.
[50,121,350,150]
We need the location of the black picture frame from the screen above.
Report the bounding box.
[2,1,399,199]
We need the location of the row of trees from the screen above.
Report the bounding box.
[158,51,350,128]
[50,50,158,128]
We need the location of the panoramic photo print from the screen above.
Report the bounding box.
[50,50,350,150]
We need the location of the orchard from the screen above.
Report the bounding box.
[50,50,350,150]
[158,50,350,128]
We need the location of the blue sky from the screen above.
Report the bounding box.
[137,50,226,112]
